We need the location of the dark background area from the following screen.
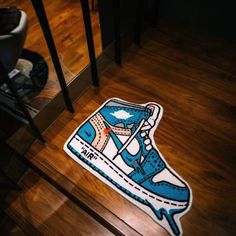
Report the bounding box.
[159,0,236,42]
[99,0,236,48]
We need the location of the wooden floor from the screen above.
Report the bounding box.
[4,22,236,235]
[4,170,113,236]
[0,0,102,110]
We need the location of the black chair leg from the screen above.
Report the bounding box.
[81,0,99,87]
[31,0,74,113]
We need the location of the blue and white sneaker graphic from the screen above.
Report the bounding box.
[64,98,192,236]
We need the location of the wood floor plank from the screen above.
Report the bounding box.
[154,20,236,75]
[0,213,27,236]
[5,170,114,236]
[25,25,236,236]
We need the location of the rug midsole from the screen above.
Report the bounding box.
[66,135,188,211]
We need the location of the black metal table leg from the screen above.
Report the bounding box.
[81,0,99,87]
[113,0,121,65]
[31,0,74,113]
[0,62,45,143]
[134,0,145,46]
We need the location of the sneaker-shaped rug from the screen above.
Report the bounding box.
[64,98,192,236]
